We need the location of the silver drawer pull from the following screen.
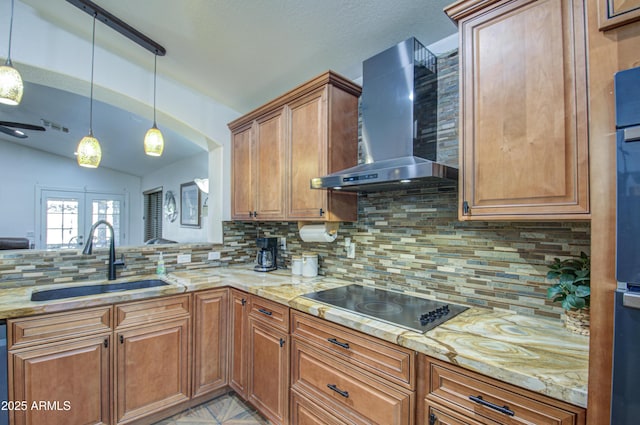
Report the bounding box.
[327,384,349,398]
[327,337,350,349]
[469,395,514,416]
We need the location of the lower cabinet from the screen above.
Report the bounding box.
[229,289,249,398]
[115,318,190,424]
[9,334,111,425]
[420,356,586,425]
[290,311,416,425]
[290,389,349,425]
[247,317,289,424]
[192,289,229,399]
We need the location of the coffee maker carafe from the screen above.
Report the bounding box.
[255,237,278,272]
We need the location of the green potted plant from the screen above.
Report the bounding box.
[546,251,590,335]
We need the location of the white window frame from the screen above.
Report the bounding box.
[36,186,128,250]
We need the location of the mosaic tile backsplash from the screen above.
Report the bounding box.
[0,50,590,321]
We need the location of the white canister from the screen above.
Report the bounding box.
[302,252,318,277]
[291,255,303,276]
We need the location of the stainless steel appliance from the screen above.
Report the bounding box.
[303,285,467,333]
[255,237,278,272]
[612,65,640,425]
[311,37,458,192]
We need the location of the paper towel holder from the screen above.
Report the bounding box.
[297,221,340,235]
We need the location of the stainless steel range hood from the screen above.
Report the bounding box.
[311,37,458,192]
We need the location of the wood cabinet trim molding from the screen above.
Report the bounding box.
[598,0,640,30]
[228,71,361,131]
[445,0,506,20]
[115,294,191,330]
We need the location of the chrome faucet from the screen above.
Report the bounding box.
[82,220,125,280]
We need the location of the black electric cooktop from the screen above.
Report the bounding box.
[302,284,467,333]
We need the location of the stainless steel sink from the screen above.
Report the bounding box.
[30,279,170,301]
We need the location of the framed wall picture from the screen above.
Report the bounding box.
[180,181,201,228]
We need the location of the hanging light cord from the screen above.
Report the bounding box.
[152,52,158,126]
[6,0,15,63]
[89,13,97,135]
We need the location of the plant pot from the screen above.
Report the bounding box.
[564,308,590,336]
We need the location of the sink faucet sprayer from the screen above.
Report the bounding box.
[82,220,125,280]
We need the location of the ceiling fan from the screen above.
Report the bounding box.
[0,121,46,139]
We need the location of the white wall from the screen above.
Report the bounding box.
[141,153,209,244]
[0,139,142,245]
[0,1,241,242]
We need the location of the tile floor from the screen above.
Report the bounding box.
[153,392,270,425]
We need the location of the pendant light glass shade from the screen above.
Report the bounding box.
[0,0,23,106]
[144,125,164,156]
[76,14,102,168]
[76,133,102,168]
[144,53,164,156]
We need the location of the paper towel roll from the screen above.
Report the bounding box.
[299,224,338,243]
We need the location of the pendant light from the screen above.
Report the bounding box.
[76,14,102,168]
[144,52,164,156]
[0,0,23,106]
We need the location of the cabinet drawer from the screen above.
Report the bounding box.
[424,357,585,425]
[249,295,289,332]
[292,339,413,425]
[426,401,495,425]
[291,389,348,425]
[115,294,191,329]
[8,306,112,350]
[291,311,415,389]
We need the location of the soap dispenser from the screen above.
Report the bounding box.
[156,252,166,275]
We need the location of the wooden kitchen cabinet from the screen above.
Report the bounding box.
[247,295,290,425]
[114,296,191,425]
[419,355,586,425]
[446,0,589,220]
[9,334,112,425]
[290,311,415,425]
[192,288,228,399]
[247,317,289,425]
[229,289,249,398]
[7,306,114,425]
[229,71,361,222]
[230,109,287,220]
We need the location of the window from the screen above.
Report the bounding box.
[38,189,126,250]
[143,187,163,242]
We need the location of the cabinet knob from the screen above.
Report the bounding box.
[463,201,470,215]
[429,413,437,425]
[319,208,324,216]
[241,298,247,306]
[279,338,285,347]
[249,211,254,218]
[104,338,109,348]
[253,211,258,218]
[119,335,124,344]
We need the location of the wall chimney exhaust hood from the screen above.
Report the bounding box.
[311,37,457,192]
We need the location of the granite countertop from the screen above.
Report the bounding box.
[0,266,589,408]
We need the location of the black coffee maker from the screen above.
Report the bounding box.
[255,237,278,272]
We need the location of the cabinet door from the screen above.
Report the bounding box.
[231,124,255,220]
[456,0,589,220]
[9,335,111,425]
[248,318,289,425]
[115,318,190,424]
[599,0,640,30]
[255,109,286,220]
[287,87,329,220]
[229,289,249,398]
[193,289,228,398]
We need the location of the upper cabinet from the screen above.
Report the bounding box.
[446,0,590,221]
[229,71,361,222]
